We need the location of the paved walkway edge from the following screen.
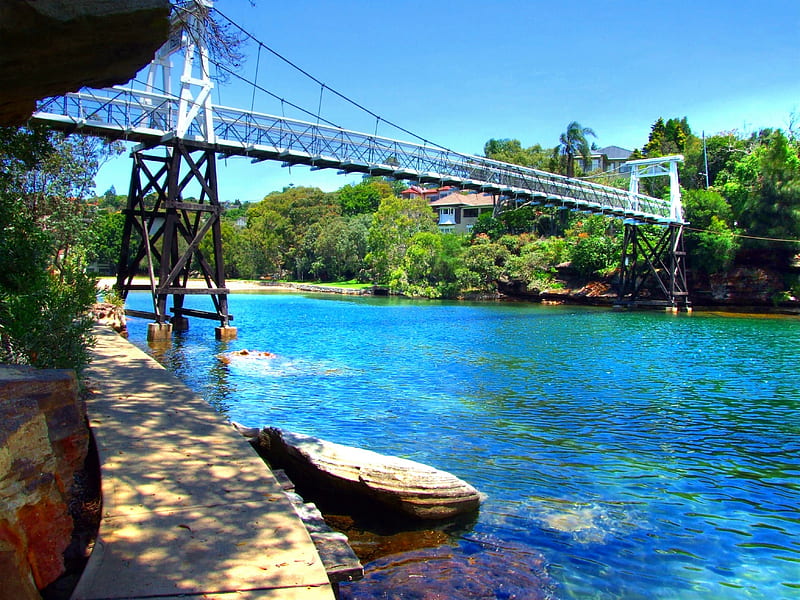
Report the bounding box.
[71,326,335,600]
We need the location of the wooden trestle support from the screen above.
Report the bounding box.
[616,223,691,312]
[116,142,237,340]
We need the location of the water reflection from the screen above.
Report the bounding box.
[125,294,800,600]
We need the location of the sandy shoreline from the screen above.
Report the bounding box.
[94,277,374,296]
[96,277,296,292]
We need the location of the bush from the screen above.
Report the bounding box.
[0,253,97,375]
[569,234,619,277]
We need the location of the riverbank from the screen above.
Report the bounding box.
[97,272,800,315]
[96,277,376,295]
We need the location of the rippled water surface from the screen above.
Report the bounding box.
[125,292,800,599]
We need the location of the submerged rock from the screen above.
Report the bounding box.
[217,349,278,364]
[338,539,554,600]
[257,427,483,521]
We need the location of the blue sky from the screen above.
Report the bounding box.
[94,0,800,201]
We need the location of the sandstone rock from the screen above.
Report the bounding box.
[218,349,278,365]
[0,522,40,600]
[0,365,90,592]
[710,267,784,303]
[259,428,482,520]
[0,0,171,125]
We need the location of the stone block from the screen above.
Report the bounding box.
[18,497,73,589]
[0,364,89,591]
[0,549,40,600]
[44,401,84,443]
[52,432,90,491]
[0,518,40,600]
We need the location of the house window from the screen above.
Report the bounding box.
[439,226,455,234]
[463,208,479,218]
[438,207,456,225]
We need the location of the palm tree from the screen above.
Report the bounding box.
[559,121,597,178]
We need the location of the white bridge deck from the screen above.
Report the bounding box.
[33,87,679,225]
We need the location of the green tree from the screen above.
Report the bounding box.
[506,237,567,292]
[366,195,437,284]
[720,130,800,267]
[559,121,596,177]
[642,117,692,157]
[682,187,737,277]
[309,214,371,281]
[455,235,509,292]
[471,212,505,240]
[97,186,128,211]
[566,215,620,277]
[484,138,556,170]
[389,232,462,298]
[0,126,103,375]
[86,210,125,269]
[245,186,339,279]
[337,177,396,216]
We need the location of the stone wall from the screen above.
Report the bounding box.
[0,366,89,599]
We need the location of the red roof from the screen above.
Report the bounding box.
[428,192,494,208]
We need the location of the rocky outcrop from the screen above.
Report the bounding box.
[90,302,127,336]
[257,428,482,521]
[709,267,785,304]
[0,365,89,597]
[0,0,171,125]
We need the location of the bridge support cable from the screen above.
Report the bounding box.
[617,223,690,311]
[116,141,236,340]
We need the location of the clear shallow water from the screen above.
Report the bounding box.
[125,292,800,599]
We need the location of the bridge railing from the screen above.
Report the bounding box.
[211,104,675,222]
[33,87,677,223]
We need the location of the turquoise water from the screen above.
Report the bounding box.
[124,292,800,599]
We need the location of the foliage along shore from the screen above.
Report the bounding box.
[96,271,800,315]
[4,115,800,378]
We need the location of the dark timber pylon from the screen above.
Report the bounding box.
[116,141,236,340]
[617,223,690,311]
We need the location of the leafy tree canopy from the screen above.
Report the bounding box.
[642,117,692,157]
[718,130,800,266]
[559,122,596,177]
[366,195,437,284]
[484,138,556,170]
[337,177,396,216]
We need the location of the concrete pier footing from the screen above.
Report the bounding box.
[146,322,172,341]
[215,326,238,341]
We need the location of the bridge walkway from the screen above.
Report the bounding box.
[72,326,335,600]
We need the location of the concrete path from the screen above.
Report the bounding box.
[71,327,335,600]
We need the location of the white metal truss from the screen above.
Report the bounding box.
[626,155,685,223]
[142,0,215,142]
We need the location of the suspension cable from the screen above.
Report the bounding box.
[684,226,800,244]
[210,58,344,129]
[210,6,451,152]
[249,44,261,114]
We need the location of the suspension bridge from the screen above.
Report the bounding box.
[30,1,690,339]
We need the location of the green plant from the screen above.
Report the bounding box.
[569,235,619,277]
[0,254,97,375]
[101,285,124,308]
